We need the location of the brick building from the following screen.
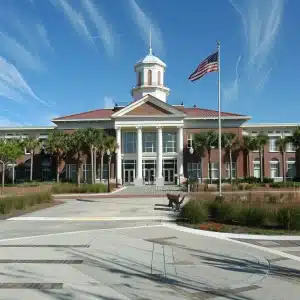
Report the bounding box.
[0,50,298,184]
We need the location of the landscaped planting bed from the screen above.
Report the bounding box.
[180,192,300,233]
[51,183,115,194]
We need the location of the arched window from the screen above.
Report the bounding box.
[270,158,280,178]
[158,71,161,85]
[137,72,142,86]
[148,69,152,85]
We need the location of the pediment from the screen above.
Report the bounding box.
[111,95,186,118]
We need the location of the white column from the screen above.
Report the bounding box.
[177,125,184,184]
[134,126,143,186]
[156,126,164,186]
[116,127,122,184]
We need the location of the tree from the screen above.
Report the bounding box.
[82,128,103,184]
[68,130,87,186]
[240,135,257,177]
[276,136,290,183]
[221,132,238,184]
[95,134,106,183]
[45,129,69,182]
[289,126,300,179]
[22,137,40,181]
[252,133,268,182]
[0,140,23,191]
[104,135,117,192]
[193,131,218,184]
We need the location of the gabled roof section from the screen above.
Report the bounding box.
[52,108,114,122]
[175,106,251,120]
[111,94,186,118]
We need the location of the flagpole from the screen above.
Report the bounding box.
[217,41,222,197]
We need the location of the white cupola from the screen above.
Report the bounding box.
[131,40,170,103]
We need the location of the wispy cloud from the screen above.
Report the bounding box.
[81,0,115,56]
[103,96,115,109]
[0,56,48,106]
[36,23,53,51]
[226,0,284,102]
[128,0,164,55]
[50,0,94,45]
[0,116,22,127]
[223,55,241,103]
[0,32,44,71]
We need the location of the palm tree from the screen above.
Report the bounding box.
[104,135,117,191]
[22,137,40,181]
[289,126,300,179]
[193,131,218,184]
[68,129,87,186]
[240,135,256,177]
[221,132,238,184]
[82,128,103,184]
[276,136,290,182]
[45,129,69,182]
[252,132,268,182]
[95,132,106,183]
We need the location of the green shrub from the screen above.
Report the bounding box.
[51,183,108,194]
[263,177,274,183]
[180,200,208,224]
[207,201,236,223]
[276,207,300,230]
[236,206,267,227]
[0,192,53,215]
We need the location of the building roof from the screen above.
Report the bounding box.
[135,54,166,68]
[176,107,249,119]
[52,105,249,121]
[52,109,114,121]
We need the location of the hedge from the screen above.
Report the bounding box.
[0,192,53,215]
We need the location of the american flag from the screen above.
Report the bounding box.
[188,51,218,81]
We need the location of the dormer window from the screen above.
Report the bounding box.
[158,71,161,85]
[148,70,152,85]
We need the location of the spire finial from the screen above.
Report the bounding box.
[149,28,152,55]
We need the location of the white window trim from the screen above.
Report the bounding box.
[225,162,236,179]
[24,148,31,155]
[269,160,280,178]
[269,138,278,152]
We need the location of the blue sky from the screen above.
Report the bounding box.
[0,0,298,126]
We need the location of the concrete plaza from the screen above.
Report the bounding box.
[0,196,300,299]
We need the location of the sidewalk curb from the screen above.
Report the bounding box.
[162,223,300,240]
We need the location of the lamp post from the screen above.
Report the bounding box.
[115,147,119,187]
[106,149,111,193]
[188,147,194,192]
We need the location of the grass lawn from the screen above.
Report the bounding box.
[179,222,300,235]
[0,184,52,197]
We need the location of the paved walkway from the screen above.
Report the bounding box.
[0,224,300,299]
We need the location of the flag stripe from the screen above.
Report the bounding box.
[188,51,218,81]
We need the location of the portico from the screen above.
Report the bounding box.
[115,124,184,186]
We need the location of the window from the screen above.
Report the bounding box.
[270,158,280,178]
[41,160,51,181]
[253,158,260,178]
[269,138,278,152]
[187,133,193,149]
[208,162,219,179]
[122,132,136,153]
[158,71,161,85]
[163,132,176,153]
[143,132,156,152]
[287,158,296,178]
[286,142,296,152]
[148,69,152,85]
[225,162,236,179]
[188,162,201,179]
[137,72,142,86]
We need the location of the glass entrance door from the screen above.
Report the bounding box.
[164,169,175,184]
[124,169,134,184]
[144,169,155,185]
